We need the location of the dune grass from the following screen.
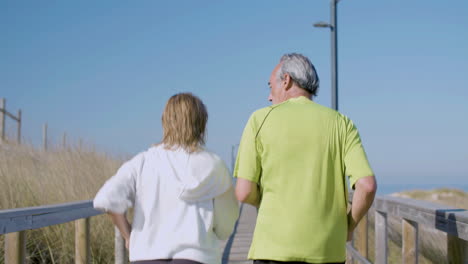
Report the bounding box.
[0,143,123,263]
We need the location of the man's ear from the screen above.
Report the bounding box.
[283,73,293,90]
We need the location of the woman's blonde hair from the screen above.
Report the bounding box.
[161,93,208,153]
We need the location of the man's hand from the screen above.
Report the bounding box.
[125,239,130,250]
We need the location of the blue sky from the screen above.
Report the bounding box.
[1,1,467,187]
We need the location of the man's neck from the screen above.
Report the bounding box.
[286,86,312,100]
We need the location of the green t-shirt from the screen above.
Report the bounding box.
[234,96,373,263]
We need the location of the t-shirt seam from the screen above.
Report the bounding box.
[254,100,295,139]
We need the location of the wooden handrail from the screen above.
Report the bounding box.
[3,194,467,264]
[347,194,468,264]
[0,200,127,264]
[0,200,101,234]
[373,195,468,264]
[374,195,468,240]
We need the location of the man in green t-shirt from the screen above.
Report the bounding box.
[234,53,377,264]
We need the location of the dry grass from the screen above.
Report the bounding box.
[0,142,123,263]
[394,188,468,210]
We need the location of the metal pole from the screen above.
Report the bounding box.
[231,145,236,174]
[331,0,339,111]
[0,98,5,143]
[62,132,67,148]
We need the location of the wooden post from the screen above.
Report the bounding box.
[5,231,27,264]
[447,234,467,264]
[62,132,67,148]
[17,109,22,144]
[375,211,388,264]
[356,214,368,259]
[402,218,418,264]
[115,226,128,264]
[0,98,5,143]
[75,218,90,264]
[43,123,48,151]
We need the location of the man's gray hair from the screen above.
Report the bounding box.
[277,53,319,96]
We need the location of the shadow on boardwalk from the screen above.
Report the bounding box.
[222,204,257,264]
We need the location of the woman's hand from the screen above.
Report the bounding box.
[108,212,132,249]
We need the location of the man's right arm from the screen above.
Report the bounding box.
[233,111,263,207]
[347,175,377,241]
[235,178,261,208]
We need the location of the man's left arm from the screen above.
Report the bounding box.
[343,116,376,241]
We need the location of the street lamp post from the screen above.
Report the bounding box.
[314,0,339,111]
[231,144,239,174]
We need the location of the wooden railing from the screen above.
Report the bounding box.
[347,195,468,264]
[3,195,467,264]
[0,200,127,264]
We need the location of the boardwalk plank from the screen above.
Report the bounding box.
[223,204,257,264]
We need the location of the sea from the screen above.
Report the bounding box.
[377,183,468,195]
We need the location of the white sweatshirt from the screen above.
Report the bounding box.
[93,145,239,263]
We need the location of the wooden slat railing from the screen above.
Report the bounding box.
[347,195,468,264]
[3,194,467,264]
[0,200,127,264]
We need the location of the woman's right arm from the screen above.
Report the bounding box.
[94,154,144,249]
[109,212,132,249]
[93,153,143,214]
[213,185,240,240]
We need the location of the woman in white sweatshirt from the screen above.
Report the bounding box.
[94,93,240,264]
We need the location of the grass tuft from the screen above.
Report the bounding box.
[0,143,122,263]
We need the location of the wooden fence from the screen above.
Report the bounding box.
[347,195,468,264]
[0,98,22,144]
[0,200,127,264]
[0,98,69,150]
[42,123,75,150]
[2,195,467,263]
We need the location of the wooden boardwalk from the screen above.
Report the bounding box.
[222,204,257,264]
